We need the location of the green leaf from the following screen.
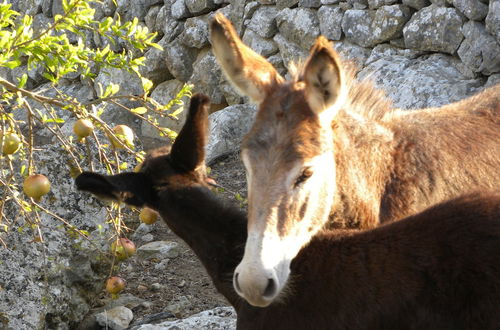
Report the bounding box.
[131,107,147,114]
[17,73,28,88]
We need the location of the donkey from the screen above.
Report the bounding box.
[210,13,500,306]
[75,94,500,329]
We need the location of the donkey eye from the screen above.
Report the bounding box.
[294,167,313,187]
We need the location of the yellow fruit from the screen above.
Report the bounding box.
[108,125,134,149]
[1,132,21,155]
[73,119,94,138]
[23,174,51,200]
[106,276,125,294]
[139,208,159,225]
[111,238,136,261]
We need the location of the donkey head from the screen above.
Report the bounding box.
[75,94,211,210]
[211,14,346,307]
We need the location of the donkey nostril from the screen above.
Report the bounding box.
[234,273,242,293]
[263,278,277,298]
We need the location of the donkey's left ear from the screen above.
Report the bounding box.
[75,172,155,207]
[301,37,346,122]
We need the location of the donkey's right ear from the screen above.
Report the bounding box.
[170,94,210,172]
[75,172,156,208]
[210,13,283,103]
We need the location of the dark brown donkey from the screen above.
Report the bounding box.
[210,13,500,306]
[75,94,500,329]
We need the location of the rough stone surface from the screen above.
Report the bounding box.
[299,0,322,7]
[206,104,258,163]
[134,307,236,330]
[189,50,225,104]
[164,39,197,82]
[179,15,210,48]
[140,36,174,85]
[403,5,465,54]
[453,0,488,21]
[368,0,398,9]
[457,21,500,75]
[359,53,483,109]
[96,306,134,330]
[141,79,191,142]
[277,0,300,8]
[243,29,279,57]
[172,0,191,19]
[137,241,181,260]
[273,33,309,66]
[276,8,320,49]
[318,6,344,40]
[485,0,500,43]
[402,0,429,9]
[342,5,411,47]
[186,0,217,15]
[247,6,279,38]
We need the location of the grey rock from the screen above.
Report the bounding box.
[142,233,155,242]
[485,73,500,88]
[368,0,397,9]
[458,21,500,75]
[115,0,162,22]
[299,0,322,7]
[402,0,429,9]
[258,0,277,3]
[277,0,300,9]
[179,15,210,48]
[273,33,308,67]
[141,79,191,141]
[134,307,236,330]
[185,0,217,15]
[140,36,174,85]
[334,40,372,67]
[189,49,225,104]
[165,38,197,82]
[145,5,162,33]
[486,0,500,43]
[172,0,190,19]
[365,43,425,65]
[429,0,452,5]
[348,0,368,9]
[247,6,279,38]
[453,0,488,21]
[358,53,483,109]
[41,0,53,16]
[154,258,171,270]
[244,1,260,20]
[137,241,181,259]
[403,5,465,54]
[321,0,340,3]
[206,104,257,163]
[132,223,155,239]
[342,5,411,48]
[96,306,134,330]
[317,6,344,40]
[243,29,279,57]
[18,0,43,15]
[100,294,147,311]
[276,8,320,49]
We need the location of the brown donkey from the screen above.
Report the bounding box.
[210,14,500,307]
[75,95,500,329]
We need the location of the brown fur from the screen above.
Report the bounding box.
[75,95,500,329]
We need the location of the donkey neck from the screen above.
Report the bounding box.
[330,110,395,229]
[158,186,247,306]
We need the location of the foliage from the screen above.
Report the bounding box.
[0,0,192,261]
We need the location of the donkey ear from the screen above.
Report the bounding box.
[210,13,283,103]
[301,37,346,121]
[75,172,155,207]
[170,94,210,172]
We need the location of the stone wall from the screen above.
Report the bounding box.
[1,0,499,328]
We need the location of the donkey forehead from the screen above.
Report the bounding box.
[242,85,326,165]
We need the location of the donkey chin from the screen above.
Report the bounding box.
[233,232,308,307]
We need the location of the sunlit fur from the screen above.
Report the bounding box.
[75,94,500,329]
[211,14,500,307]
